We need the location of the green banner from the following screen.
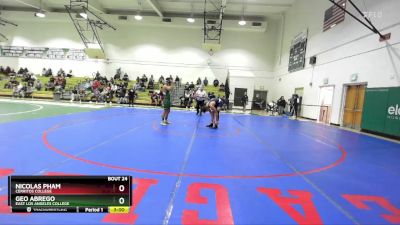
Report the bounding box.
[385,87,400,136]
[362,87,400,137]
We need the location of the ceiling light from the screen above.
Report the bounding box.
[187,17,195,23]
[34,12,46,18]
[35,0,45,18]
[79,12,88,19]
[187,3,195,24]
[239,2,246,26]
[134,14,143,21]
[238,20,246,26]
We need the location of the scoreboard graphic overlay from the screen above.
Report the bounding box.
[8,176,132,213]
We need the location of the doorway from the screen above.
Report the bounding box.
[234,88,248,107]
[294,87,304,116]
[252,90,268,110]
[318,86,334,124]
[343,84,366,129]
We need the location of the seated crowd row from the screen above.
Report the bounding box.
[0,66,225,106]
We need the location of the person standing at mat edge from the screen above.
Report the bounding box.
[161,78,173,125]
[242,92,248,112]
[128,87,135,107]
[195,86,207,116]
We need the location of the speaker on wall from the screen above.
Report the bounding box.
[309,56,317,65]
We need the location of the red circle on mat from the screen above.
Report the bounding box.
[42,120,347,179]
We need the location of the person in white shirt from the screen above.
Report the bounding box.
[195,86,207,115]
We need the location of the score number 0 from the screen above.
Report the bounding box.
[118,185,126,205]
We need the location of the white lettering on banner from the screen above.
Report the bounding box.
[387,105,400,120]
[388,105,399,115]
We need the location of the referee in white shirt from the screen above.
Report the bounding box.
[195,86,207,116]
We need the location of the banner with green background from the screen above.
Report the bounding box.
[362,87,400,137]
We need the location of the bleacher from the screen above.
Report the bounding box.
[0,69,225,106]
[171,83,186,106]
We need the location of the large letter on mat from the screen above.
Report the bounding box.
[257,188,323,225]
[182,183,234,225]
[343,194,400,224]
[0,168,14,214]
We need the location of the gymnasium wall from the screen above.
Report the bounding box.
[0,11,279,99]
[272,0,400,124]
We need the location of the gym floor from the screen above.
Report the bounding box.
[0,99,399,225]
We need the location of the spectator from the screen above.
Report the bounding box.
[159,75,165,84]
[189,82,195,90]
[123,81,129,88]
[114,68,122,80]
[12,82,20,97]
[4,81,11,89]
[203,77,208,86]
[241,92,249,111]
[253,93,264,110]
[180,91,189,108]
[70,86,78,102]
[123,73,129,82]
[186,90,194,108]
[290,94,300,119]
[149,75,154,83]
[277,96,287,115]
[141,74,148,83]
[175,75,180,84]
[213,78,219,87]
[139,79,146,90]
[151,91,160,106]
[208,92,216,99]
[118,86,127,104]
[67,70,73,78]
[134,82,144,92]
[57,68,65,76]
[92,79,101,90]
[110,83,118,96]
[27,75,35,86]
[17,67,25,75]
[136,76,140,83]
[148,79,154,89]
[101,86,111,104]
[195,86,207,115]
[25,84,33,98]
[22,73,31,82]
[44,68,53,77]
[45,78,55,91]
[219,83,225,92]
[184,82,190,91]
[5,66,12,75]
[196,77,202,85]
[42,68,47,76]
[128,88,136,107]
[16,82,24,97]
